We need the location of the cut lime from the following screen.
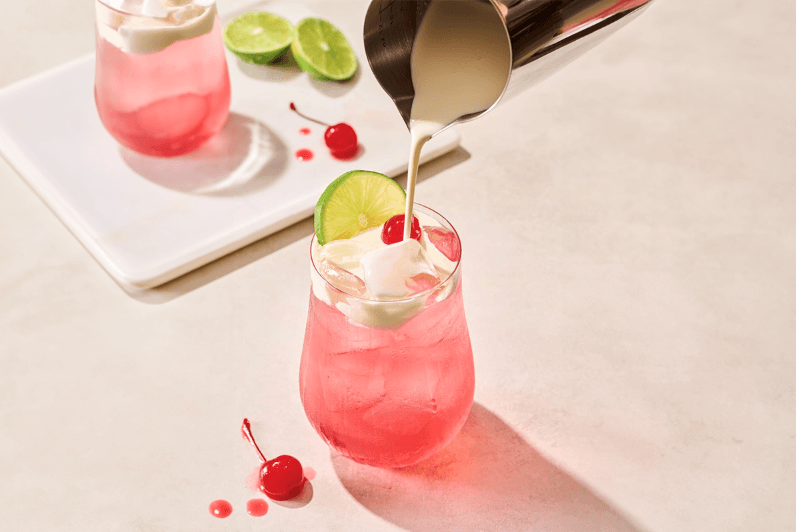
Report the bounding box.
[291,18,358,81]
[223,12,294,65]
[315,170,406,245]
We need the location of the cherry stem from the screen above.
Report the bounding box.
[289,102,330,127]
[241,418,267,465]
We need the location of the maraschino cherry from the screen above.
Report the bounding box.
[289,102,358,159]
[241,418,305,501]
[382,214,422,244]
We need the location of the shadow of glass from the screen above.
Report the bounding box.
[236,53,303,83]
[120,146,471,304]
[309,62,361,98]
[332,403,647,532]
[120,112,287,196]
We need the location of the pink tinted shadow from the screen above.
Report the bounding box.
[246,465,263,492]
[303,466,317,481]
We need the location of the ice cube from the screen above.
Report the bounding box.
[339,296,426,330]
[317,260,368,297]
[318,239,371,272]
[360,239,439,300]
[361,360,436,435]
[424,226,461,262]
[405,272,441,295]
[317,227,384,278]
[323,347,387,412]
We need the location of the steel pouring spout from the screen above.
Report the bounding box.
[363,0,654,131]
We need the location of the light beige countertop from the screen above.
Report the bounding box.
[1,1,794,530]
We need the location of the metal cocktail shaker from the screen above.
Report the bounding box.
[363,0,654,130]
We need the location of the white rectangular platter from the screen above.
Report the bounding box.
[0,0,460,290]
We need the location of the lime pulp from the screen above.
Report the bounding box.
[291,18,358,81]
[223,12,294,65]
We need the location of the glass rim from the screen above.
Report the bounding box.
[309,203,462,304]
[96,0,215,18]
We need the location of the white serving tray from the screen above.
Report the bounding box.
[0,0,459,290]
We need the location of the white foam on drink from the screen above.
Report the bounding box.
[98,0,216,54]
[311,213,457,329]
[360,239,438,300]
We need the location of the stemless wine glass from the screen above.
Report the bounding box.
[94,0,231,157]
[300,205,474,468]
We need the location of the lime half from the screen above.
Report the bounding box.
[315,171,406,245]
[223,12,294,65]
[292,18,358,81]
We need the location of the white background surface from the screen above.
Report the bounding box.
[1,0,794,531]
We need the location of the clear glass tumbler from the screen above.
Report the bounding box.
[94,0,231,157]
[299,205,475,468]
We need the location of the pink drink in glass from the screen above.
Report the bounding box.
[94,1,230,157]
[300,205,474,468]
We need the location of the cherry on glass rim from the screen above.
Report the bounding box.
[241,418,305,501]
[382,214,422,244]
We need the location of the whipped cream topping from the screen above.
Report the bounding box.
[311,212,459,329]
[360,239,438,300]
[97,0,216,54]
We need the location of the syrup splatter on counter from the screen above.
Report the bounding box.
[290,102,359,160]
[295,148,314,162]
[241,418,306,500]
[208,419,312,519]
[209,500,233,519]
[246,498,269,517]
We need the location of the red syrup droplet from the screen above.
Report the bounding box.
[241,418,305,501]
[289,102,358,159]
[246,499,269,517]
[299,127,311,135]
[209,500,233,518]
[295,149,314,161]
